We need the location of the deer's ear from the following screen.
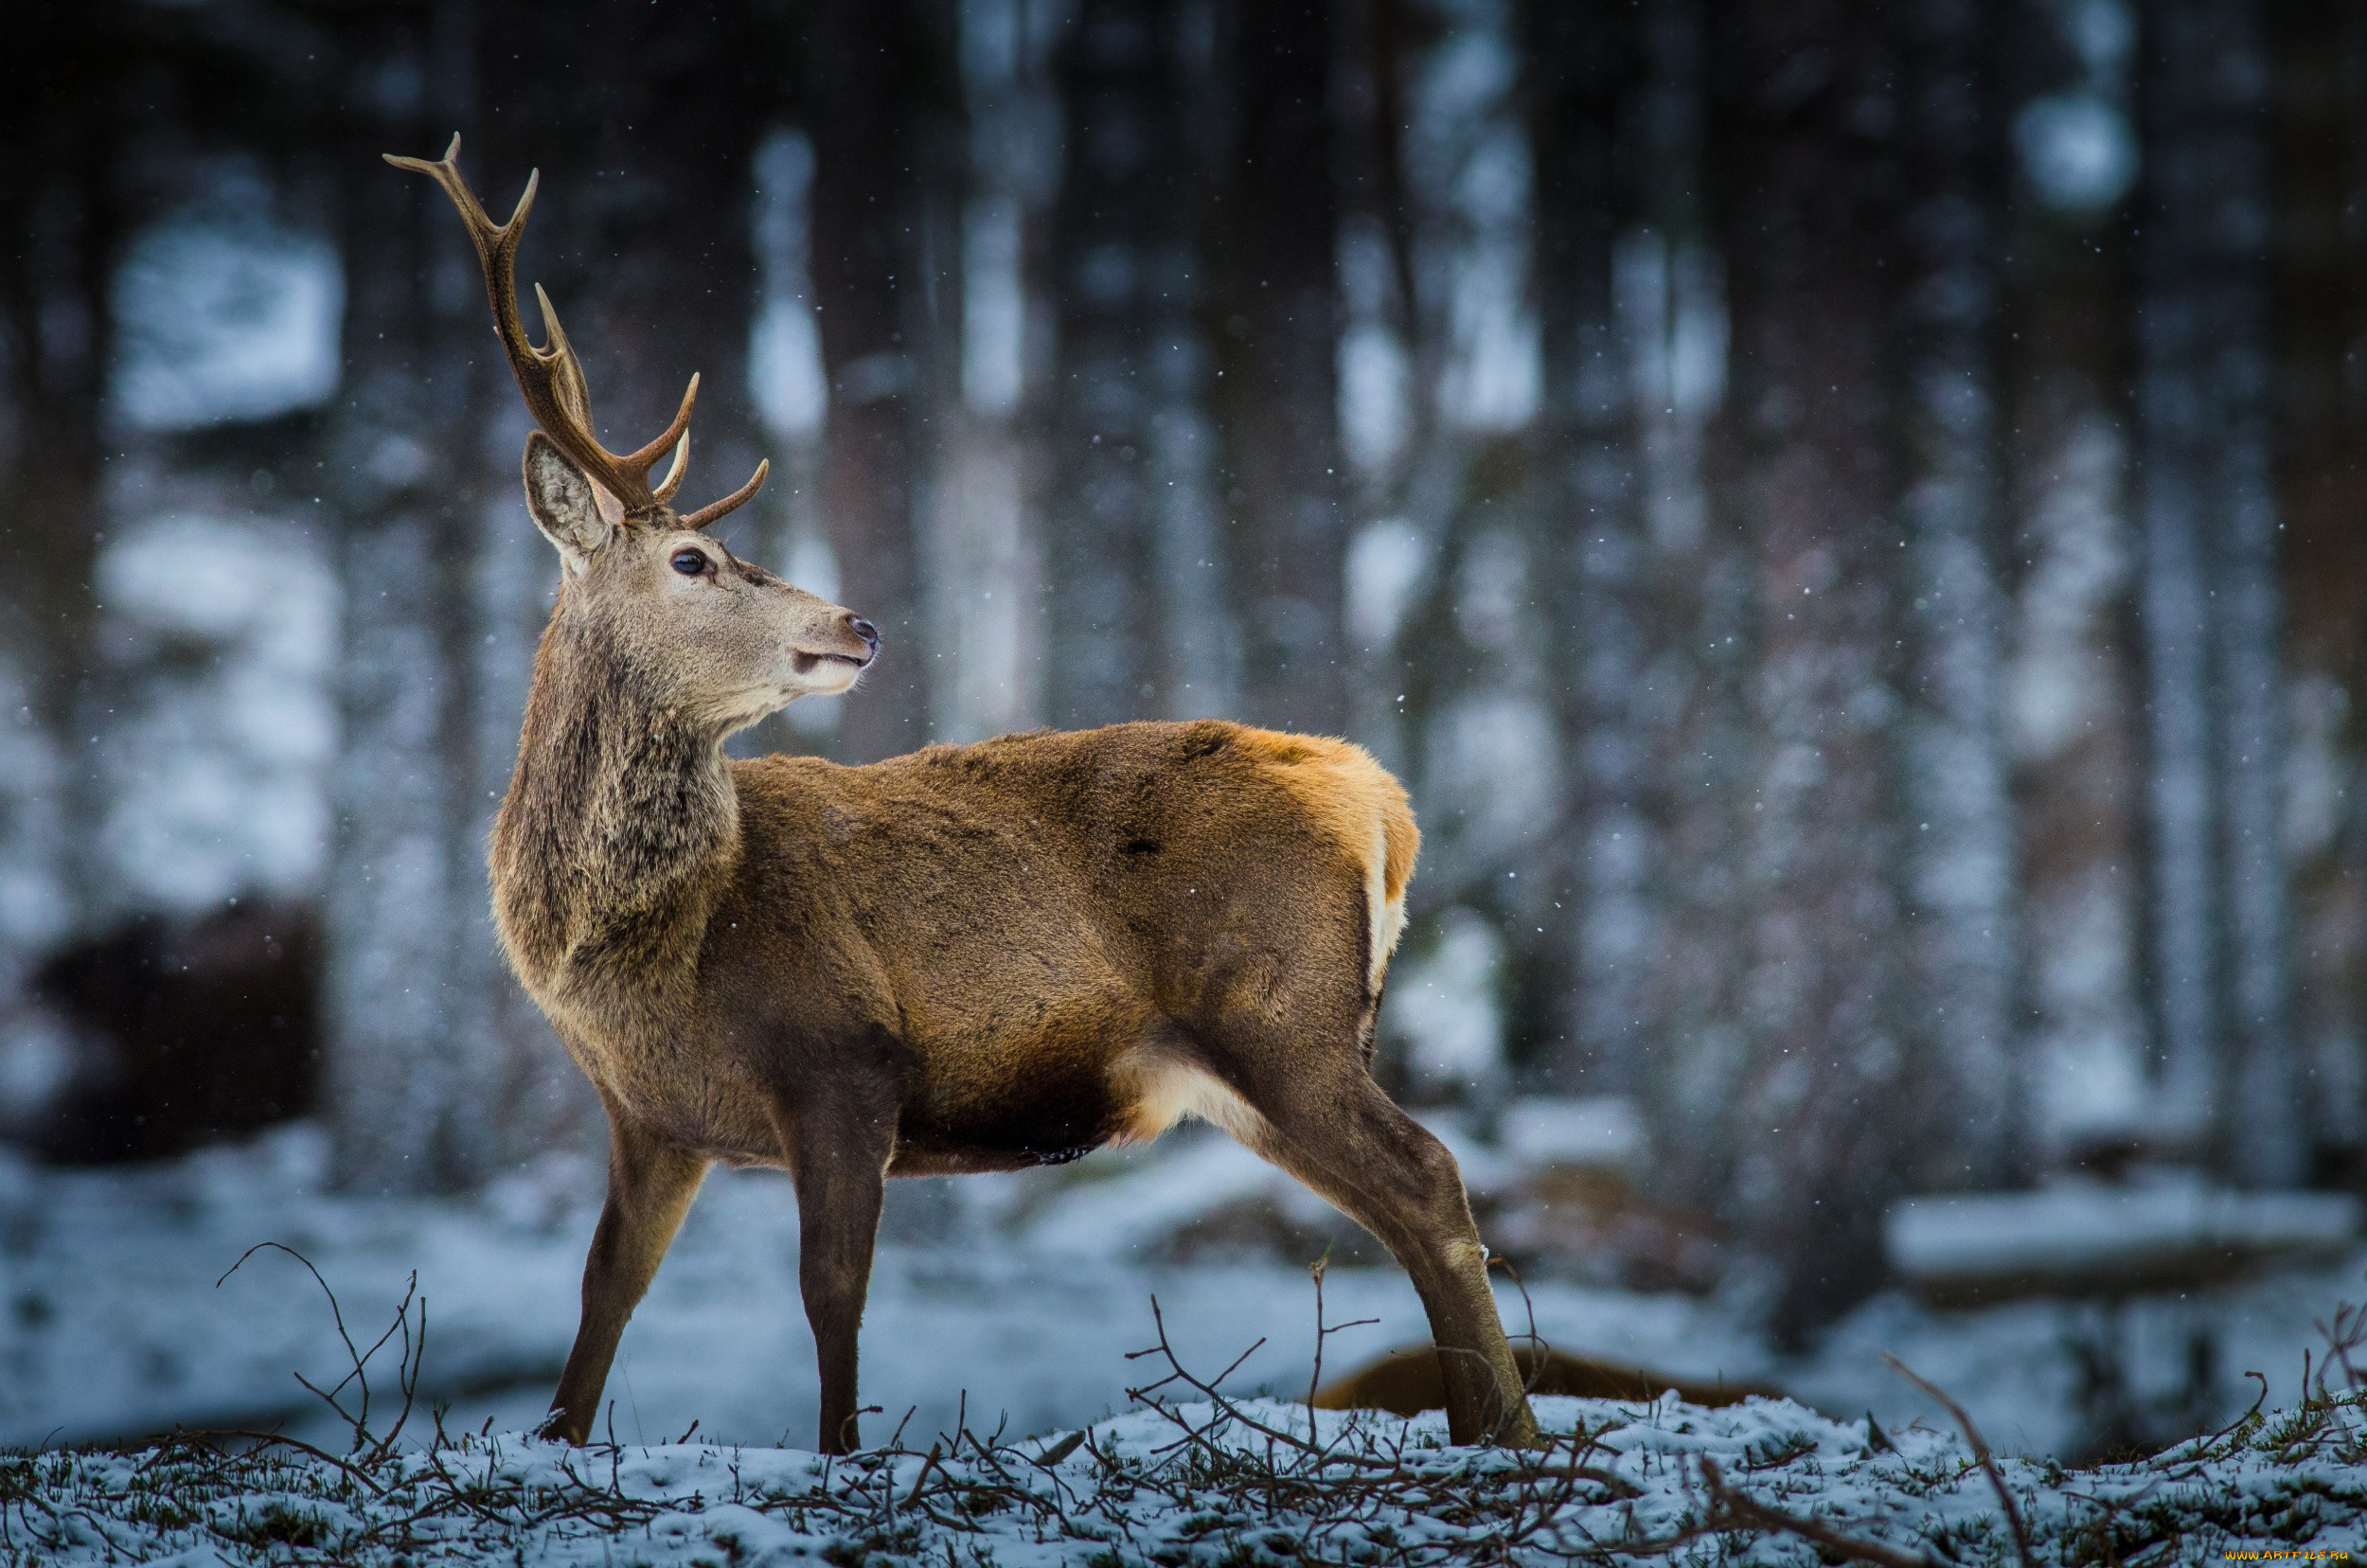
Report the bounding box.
[523,432,614,568]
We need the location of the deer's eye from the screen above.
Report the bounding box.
[670,549,708,577]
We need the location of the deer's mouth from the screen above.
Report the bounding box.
[792,650,871,678]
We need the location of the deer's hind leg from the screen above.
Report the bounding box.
[545,1111,709,1444]
[1201,1039,1539,1448]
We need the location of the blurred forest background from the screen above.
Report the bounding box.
[2,0,2363,1341]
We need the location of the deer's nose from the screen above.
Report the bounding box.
[848,616,880,660]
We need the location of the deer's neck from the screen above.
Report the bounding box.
[491,615,740,1013]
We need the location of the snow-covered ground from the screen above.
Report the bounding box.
[16,1388,2364,1564]
[1,1123,2360,1464]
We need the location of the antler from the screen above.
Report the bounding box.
[383,135,767,529]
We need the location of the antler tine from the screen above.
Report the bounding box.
[652,432,691,505]
[681,458,771,531]
[526,283,598,437]
[384,134,529,249]
[627,373,701,473]
[528,282,698,490]
[388,135,704,519]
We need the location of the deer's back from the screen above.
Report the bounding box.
[697,720,1415,1169]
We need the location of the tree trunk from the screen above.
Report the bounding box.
[1376,0,1578,1114]
[1210,0,1345,734]
[1618,0,1756,1207]
[928,0,1058,743]
[2135,0,2300,1181]
[1045,0,1230,728]
[1380,0,1552,968]
[804,0,960,759]
[1523,0,1650,1098]
[2267,0,2367,1174]
[1331,0,1422,772]
[1893,0,2020,1188]
[1709,0,1908,1338]
[1996,0,2150,1173]
[320,1,491,1191]
[0,5,121,1027]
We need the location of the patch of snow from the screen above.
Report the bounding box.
[1020,1132,1309,1257]
[2,1120,2362,1470]
[749,129,828,440]
[0,1014,73,1126]
[961,194,1026,418]
[1498,1096,1646,1173]
[0,1124,1745,1453]
[111,215,342,431]
[779,525,845,738]
[1345,518,1428,650]
[92,513,339,914]
[1338,217,1413,474]
[1887,1180,2360,1287]
[20,1381,2364,1565]
[1405,12,1541,434]
[1390,908,1508,1093]
[0,657,73,953]
[1420,693,1561,865]
[1340,323,1413,475]
[2015,93,2140,213]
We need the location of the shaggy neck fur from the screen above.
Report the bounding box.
[492,600,741,1024]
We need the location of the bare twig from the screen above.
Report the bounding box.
[1884,1352,2034,1568]
[221,1243,377,1452]
[2315,1280,2366,1395]
[1490,1253,1552,1445]
[1124,1297,1397,1470]
[218,1241,432,1466]
[903,1443,943,1509]
[2157,1370,2271,1473]
[1306,1251,1328,1439]
[362,1287,427,1465]
[1301,1249,1379,1444]
[1700,1455,1944,1568]
[160,1429,388,1498]
[1030,1431,1086,1469]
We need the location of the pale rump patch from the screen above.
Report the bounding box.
[1366,820,1409,991]
[1233,727,1418,991]
[1110,1047,1269,1147]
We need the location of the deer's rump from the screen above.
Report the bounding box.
[711,721,1416,1171]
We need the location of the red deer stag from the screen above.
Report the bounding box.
[387,137,1539,1453]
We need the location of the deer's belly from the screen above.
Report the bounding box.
[884,1000,1146,1172]
[884,1012,1263,1176]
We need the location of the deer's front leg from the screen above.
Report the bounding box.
[778,1096,893,1454]
[543,1114,709,1444]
